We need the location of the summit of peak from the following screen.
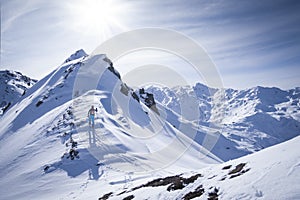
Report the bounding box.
[63,49,88,64]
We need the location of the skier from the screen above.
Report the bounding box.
[88,105,96,128]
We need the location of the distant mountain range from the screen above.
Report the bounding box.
[145,82,300,160]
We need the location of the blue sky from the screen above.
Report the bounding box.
[1,0,300,89]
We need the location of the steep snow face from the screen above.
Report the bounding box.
[106,135,300,200]
[146,84,300,160]
[0,50,221,200]
[0,70,37,116]
[0,56,84,135]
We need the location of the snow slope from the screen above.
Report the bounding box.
[105,135,300,200]
[0,70,37,116]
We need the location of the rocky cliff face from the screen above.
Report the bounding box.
[0,70,37,116]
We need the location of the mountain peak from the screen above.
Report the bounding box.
[63,49,88,64]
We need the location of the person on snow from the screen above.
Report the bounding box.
[88,105,96,127]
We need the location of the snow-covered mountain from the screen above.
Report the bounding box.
[0,50,219,200]
[0,70,37,116]
[0,49,299,199]
[145,83,300,161]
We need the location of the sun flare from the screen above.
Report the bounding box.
[66,0,128,39]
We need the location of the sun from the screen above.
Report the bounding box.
[66,0,128,40]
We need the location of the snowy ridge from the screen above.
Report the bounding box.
[63,49,88,64]
[0,50,220,200]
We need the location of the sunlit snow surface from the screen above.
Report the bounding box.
[0,51,299,199]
